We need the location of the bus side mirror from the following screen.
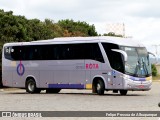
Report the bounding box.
[111,49,128,62]
[148,51,157,64]
[148,52,156,57]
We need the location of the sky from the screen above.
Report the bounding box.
[1,0,160,55]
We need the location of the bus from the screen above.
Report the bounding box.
[2,36,152,95]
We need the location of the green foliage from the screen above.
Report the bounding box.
[58,19,98,37]
[103,32,123,37]
[0,10,98,43]
[44,19,63,38]
[152,64,157,76]
[0,9,98,63]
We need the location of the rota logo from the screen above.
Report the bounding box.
[86,63,99,69]
[17,62,25,76]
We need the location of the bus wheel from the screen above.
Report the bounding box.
[96,80,105,95]
[120,90,127,95]
[26,79,41,94]
[46,89,61,93]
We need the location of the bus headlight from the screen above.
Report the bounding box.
[123,74,132,86]
[123,74,129,80]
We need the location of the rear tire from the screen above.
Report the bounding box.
[120,90,127,95]
[26,79,41,94]
[46,88,61,93]
[95,80,105,95]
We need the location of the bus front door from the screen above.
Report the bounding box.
[111,70,123,89]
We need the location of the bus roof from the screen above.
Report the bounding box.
[4,36,145,47]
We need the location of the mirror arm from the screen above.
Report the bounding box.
[111,49,128,62]
[148,52,156,57]
[148,52,157,64]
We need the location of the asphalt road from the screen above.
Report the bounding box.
[0,82,159,120]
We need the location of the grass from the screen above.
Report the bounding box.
[152,74,160,81]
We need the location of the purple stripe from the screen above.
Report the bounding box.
[130,77,146,81]
[48,84,85,89]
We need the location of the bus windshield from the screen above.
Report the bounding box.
[121,46,151,77]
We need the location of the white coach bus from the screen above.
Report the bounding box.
[2,36,152,95]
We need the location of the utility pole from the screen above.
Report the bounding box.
[123,23,125,38]
[152,45,160,55]
[152,45,160,65]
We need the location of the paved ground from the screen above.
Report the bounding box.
[0,82,159,120]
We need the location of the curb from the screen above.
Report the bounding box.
[153,80,160,82]
[0,89,4,92]
[0,88,19,91]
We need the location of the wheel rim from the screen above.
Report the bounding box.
[28,82,35,92]
[97,83,101,91]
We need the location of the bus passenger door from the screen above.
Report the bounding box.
[105,70,113,89]
[111,70,123,89]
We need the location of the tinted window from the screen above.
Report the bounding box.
[4,46,13,60]
[4,43,104,62]
[102,43,124,72]
[58,44,85,60]
[85,43,104,63]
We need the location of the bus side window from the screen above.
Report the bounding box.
[92,44,104,63]
[85,43,104,63]
[56,44,85,60]
[52,45,59,60]
[102,43,124,73]
[73,44,85,59]
[11,46,22,60]
[42,45,50,60]
[4,46,12,60]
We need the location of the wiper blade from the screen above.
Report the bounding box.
[143,61,148,75]
[134,60,140,75]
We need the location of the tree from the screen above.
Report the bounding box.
[58,19,98,37]
[103,32,123,37]
[44,19,63,38]
[152,64,157,76]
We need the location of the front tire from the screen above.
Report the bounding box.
[26,79,41,94]
[96,80,105,95]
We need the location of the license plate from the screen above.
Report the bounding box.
[138,85,144,88]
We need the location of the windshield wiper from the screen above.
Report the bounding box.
[142,59,149,77]
[134,60,140,76]
[134,58,149,77]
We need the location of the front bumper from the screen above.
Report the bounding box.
[124,76,152,91]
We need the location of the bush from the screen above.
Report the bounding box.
[152,64,157,76]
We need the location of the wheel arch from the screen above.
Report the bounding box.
[92,75,106,93]
[25,75,38,88]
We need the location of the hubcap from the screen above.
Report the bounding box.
[28,82,34,92]
[97,83,101,91]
